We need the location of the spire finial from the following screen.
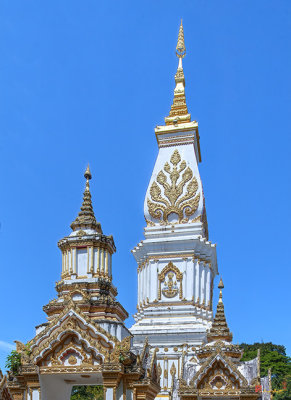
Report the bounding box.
[165,21,191,126]
[176,20,186,58]
[70,166,102,233]
[218,277,224,303]
[84,164,92,181]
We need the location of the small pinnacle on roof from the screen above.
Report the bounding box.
[70,166,102,233]
[218,277,224,289]
[207,279,233,343]
[84,164,92,180]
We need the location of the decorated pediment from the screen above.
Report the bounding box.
[25,303,119,368]
[38,334,103,367]
[190,353,248,391]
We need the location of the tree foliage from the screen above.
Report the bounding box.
[240,342,291,399]
[5,351,21,375]
[71,385,103,400]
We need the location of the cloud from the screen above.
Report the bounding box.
[0,341,15,352]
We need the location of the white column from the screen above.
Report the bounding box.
[185,257,194,300]
[141,265,144,304]
[200,262,205,304]
[143,264,146,303]
[187,258,194,301]
[109,253,112,277]
[137,268,140,306]
[183,258,188,299]
[101,248,105,275]
[148,261,152,302]
[206,265,211,306]
[149,260,157,302]
[73,248,76,274]
[204,263,207,305]
[90,247,94,274]
[146,262,149,302]
[195,259,200,302]
[144,263,147,303]
[96,248,100,275]
[105,251,109,276]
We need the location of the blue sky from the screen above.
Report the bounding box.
[0,0,290,372]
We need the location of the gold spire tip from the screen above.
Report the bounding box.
[218,278,224,289]
[176,20,186,58]
[84,164,92,180]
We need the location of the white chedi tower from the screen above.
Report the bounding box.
[130,22,218,395]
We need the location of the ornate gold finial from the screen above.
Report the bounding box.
[165,21,191,125]
[84,164,92,180]
[176,20,186,58]
[218,277,224,303]
[218,277,224,289]
[70,167,102,233]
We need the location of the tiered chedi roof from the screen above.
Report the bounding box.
[207,278,233,343]
[70,165,102,233]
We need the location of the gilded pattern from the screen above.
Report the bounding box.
[147,150,200,223]
[158,262,183,300]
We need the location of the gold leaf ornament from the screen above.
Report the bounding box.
[147,150,200,223]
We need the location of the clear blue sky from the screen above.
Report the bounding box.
[0,0,290,372]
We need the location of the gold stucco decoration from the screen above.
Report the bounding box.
[158,262,183,300]
[68,355,77,365]
[147,150,200,223]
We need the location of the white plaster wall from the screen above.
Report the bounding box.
[76,248,87,276]
[126,389,133,400]
[32,389,39,400]
[106,387,114,400]
[116,380,123,400]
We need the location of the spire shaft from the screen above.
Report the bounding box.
[165,20,191,126]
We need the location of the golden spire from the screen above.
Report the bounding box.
[165,20,191,126]
[207,278,233,342]
[176,20,186,58]
[70,165,102,233]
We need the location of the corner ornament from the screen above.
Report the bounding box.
[147,150,200,223]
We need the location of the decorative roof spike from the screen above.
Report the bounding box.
[176,20,186,58]
[218,277,224,289]
[84,164,92,180]
[70,166,102,233]
[165,21,191,126]
[207,279,233,343]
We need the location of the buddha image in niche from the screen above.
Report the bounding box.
[162,272,179,298]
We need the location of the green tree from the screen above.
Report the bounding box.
[71,385,103,400]
[5,351,21,375]
[240,342,291,399]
